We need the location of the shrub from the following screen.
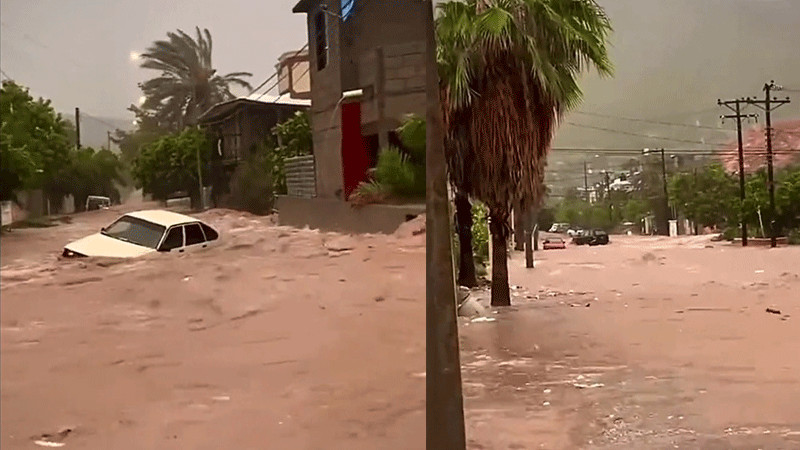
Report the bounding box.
[227,153,274,215]
[788,228,800,246]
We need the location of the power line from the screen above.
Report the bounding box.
[249,42,309,96]
[251,0,374,99]
[563,121,728,146]
[573,110,733,131]
[0,69,13,81]
[80,112,121,130]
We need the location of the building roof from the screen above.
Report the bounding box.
[292,0,315,13]
[125,210,200,228]
[197,94,310,124]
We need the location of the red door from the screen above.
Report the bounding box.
[340,101,369,200]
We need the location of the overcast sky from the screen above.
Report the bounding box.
[1,0,798,142]
[1,0,307,119]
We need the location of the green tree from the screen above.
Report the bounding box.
[266,111,313,195]
[49,147,126,211]
[0,81,72,201]
[137,27,253,131]
[437,0,613,306]
[669,164,739,229]
[132,127,211,206]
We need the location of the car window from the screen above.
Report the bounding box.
[103,216,166,249]
[200,223,219,241]
[160,227,184,251]
[185,223,205,246]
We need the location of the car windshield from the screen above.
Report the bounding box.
[101,216,166,249]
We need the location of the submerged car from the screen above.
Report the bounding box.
[542,237,567,250]
[62,210,219,258]
[573,229,610,246]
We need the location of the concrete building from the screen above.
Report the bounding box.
[289,0,427,200]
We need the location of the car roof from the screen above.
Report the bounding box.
[124,209,200,227]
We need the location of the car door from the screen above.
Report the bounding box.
[182,222,208,253]
[159,225,185,253]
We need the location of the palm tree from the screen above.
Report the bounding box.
[137,27,253,130]
[437,0,613,306]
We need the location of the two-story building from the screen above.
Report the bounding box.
[287,0,427,200]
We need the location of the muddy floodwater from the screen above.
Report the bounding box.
[1,204,424,449]
[461,234,800,449]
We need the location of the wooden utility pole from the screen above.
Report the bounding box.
[107,131,112,151]
[719,97,758,246]
[740,81,791,248]
[424,0,466,448]
[75,107,81,149]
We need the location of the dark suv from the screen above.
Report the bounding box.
[573,229,609,246]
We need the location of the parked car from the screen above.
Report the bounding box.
[567,227,582,237]
[85,195,111,211]
[542,237,567,250]
[62,210,220,258]
[548,223,570,233]
[573,229,609,246]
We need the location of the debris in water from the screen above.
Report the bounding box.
[212,395,230,401]
[374,296,386,302]
[543,401,550,406]
[766,308,781,315]
[574,382,604,389]
[471,317,496,323]
[755,270,765,274]
[34,441,65,448]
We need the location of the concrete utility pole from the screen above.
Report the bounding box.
[741,81,791,248]
[423,0,467,448]
[75,107,81,149]
[719,97,758,246]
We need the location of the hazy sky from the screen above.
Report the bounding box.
[1,0,798,146]
[1,0,307,119]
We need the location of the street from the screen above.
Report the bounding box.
[1,205,424,449]
[461,234,800,449]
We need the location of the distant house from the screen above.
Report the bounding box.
[197,94,310,206]
[288,0,427,200]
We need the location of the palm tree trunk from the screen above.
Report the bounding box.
[513,200,524,251]
[454,191,477,287]
[489,207,511,306]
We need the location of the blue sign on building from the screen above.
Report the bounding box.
[341,0,355,20]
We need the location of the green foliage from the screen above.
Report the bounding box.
[788,228,800,245]
[353,115,426,201]
[132,127,211,204]
[265,111,313,195]
[471,201,489,262]
[622,198,651,224]
[136,27,252,130]
[228,151,274,215]
[49,147,125,211]
[669,164,739,228]
[396,114,426,164]
[0,81,72,201]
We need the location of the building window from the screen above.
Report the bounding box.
[314,11,328,71]
[341,0,355,20]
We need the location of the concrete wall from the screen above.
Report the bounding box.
[301,0,426,199]
[306,0,345,200]
[276,195,424,234]
[358,41,426,136]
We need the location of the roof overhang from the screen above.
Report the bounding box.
[197,96,310,124]
[293,0,316,13]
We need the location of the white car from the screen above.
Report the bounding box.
[62,210,220,258]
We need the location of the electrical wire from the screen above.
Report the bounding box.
[564,121,729,146]
[572,110,733,131]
